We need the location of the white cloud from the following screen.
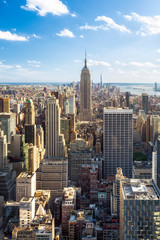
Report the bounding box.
[80,35,84,39]
[95,16,131,33]
[31,34,41,39]
[124,12,160,36]
[16,65,22,68]
[27,60,41,68]
[88,59,111,67]
[157,49,160,53]
[129,61,157,68]
[115,60,160,68]
[0,30,28,41]
[28,60,41,64]
[71,13,77,17]
[80,24,108,31]
[56,29,75,38]
[21,0,69,16]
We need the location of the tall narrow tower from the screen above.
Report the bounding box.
[79,54,92,121]
[46,97,65,158]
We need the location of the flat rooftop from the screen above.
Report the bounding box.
[104,107,133,114]
[17,172,34,179]
[121,179,160,200]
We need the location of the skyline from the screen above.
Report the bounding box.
[1,0,160,83]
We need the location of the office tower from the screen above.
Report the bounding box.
[100,74,103,88]
[157,138,160,189]
[36,158,68,201]
[69,95,75,114]
[146,115,150,150]
[46,97,65,158]
[61,117,70,146]
[25,99,35,125]
[25,100,36,146]
[64,99,69,115]
[28,144,38,173]
[152,151,157,184]
[79,55,92,121]
[150,115,160,144]
[103,108,133,178]
[120,179,160,240]
[11,134,27,158]
[125,92,130,107]
[0,112,16,144]
[0,171,15,201]
[0,197,4,240]
[0,126,7,168]
[16,172,36,202]
[0,97,10,113]
[112,168,125,216]
[20,197,35,227]
[142,93,148,114]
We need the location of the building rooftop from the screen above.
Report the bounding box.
[104,107,133,114]
[17,172,35,179]
[121,179,160,200]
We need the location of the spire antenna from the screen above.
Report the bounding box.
[85,49,87,67]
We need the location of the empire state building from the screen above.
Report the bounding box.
[79,56,92,121]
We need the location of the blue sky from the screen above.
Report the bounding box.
[1,0,160,83]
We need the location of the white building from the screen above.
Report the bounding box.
[103,108,133,178]
[46,97,65,158]
[0,127,7,168]
[20,197,35,227]
[69,95,75,114]
[16,172,36,202]
[152,151,157,184]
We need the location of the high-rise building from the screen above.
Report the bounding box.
[152,151,157,184]
[79,55,92,121]
[150,115,160,144]
[19,197,35,227]
[125,92,130,108]
[25,100,36,146]
[0,126,7,168]
[120,179,160,240]
[46,97,65,158]
[28,144,38,173]
[0,112,16,144]
[0,97,10,113]
[16,172,36,202]
[142,93,148,114]
[69,95,75,114]
[36,158,68,201]
[103,108,133,178]
[25,100,35,125]
[157,138,160,189]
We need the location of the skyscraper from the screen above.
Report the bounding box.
[142,93,148,114]
[120,178,160,240]
[0,126,7,168]
[0,98,10,113]
[25,100,36,146]
[125,92,130,108]
[103,108,133,178]
[25,99,35,125]
[79,55,92,121]
[46,97,65,157]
